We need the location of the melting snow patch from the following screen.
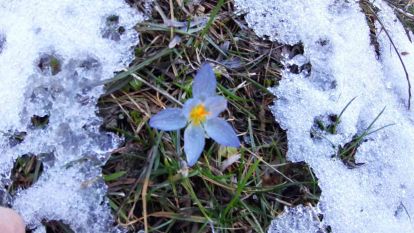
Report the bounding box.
[267,205,326,233]
[0,0,144,232]
[235,0,414,232]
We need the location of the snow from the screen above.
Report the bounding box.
[374,0,414,112]
[0,0,144,232]
[235,0,414,232]
[267,205,327,233]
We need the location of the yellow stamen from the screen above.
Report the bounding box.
[189,104,210,125]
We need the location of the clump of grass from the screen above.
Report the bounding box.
[311,97,357,139]
[9,154,43,195]
[386,0,414,34]
[100,0,321,232]
[30,115,49,128]
[41,220,74,233]
[337,107,394,169]
[37,54,61,76]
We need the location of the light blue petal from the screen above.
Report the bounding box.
[192,63,217,100]
[205,118,240,147]
[184,125,205,166]
[182,98,201,120]
[204,96,227,119]
[149,108,186,131]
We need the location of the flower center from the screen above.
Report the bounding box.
[189,104,210,125]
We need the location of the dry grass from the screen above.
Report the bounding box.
[100,1,319,232]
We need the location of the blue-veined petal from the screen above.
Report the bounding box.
[182,98,201,120]
[192,63,217,100]
[184,124,205,166]
[204,96,227,119]
[149,108,186,131]
[205,118,240,147]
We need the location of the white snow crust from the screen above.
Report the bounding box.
[0,0,144,232]
[235,0,414,232]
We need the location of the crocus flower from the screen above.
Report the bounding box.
[149,63,240,166]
